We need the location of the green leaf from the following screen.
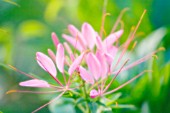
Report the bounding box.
[141,102,150,113]
[88,102,98,113]
[162,62,170,85]
[105,92,122,106]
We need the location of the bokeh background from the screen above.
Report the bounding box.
[0,0,170,113]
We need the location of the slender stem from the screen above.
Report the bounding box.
[82,80,91,113]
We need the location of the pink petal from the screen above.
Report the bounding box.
[82,22,96,49]
[79,66,94,84]
[106,46,118,57]
[90,89,99,98]
[51,32,59,48]
[96,36,104,51]
[62,34,83,51]
[70,53,75,62]
[68,52,86,75]
[36,52,57,77]
[104,53,114,65]
[19,79,50,88]
[63,42,73,55]
[104,29,123,47]
[68,24,80,38]
[56,44,65,73]
[96,51,108,79]
[86,52,101,80]
[68,24,86,47]
[48,49,56,62]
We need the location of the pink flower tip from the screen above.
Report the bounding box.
[90,89,99,98]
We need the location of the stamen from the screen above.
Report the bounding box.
[100,0,108,38]
[111,8,129,33]
[120,20,124,30]
[6,90,17,94]
[158,47,165,51]
[103,70,152,96]
[152,55,158,59]
[103,59,129,93]
[112,47,164,74]
[3,0,20,7]
[8,65,36,79]
[6,89,64,95]
[111,10,146,72]
[116,102,118,107]
[32,91,65,113]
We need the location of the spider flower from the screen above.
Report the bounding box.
[8,42,87,113]
[6,9,164,113]
[77,10,162,98]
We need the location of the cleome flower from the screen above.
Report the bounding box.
[7,41,87,113]
[6,8,164,113]
[76,10,163,99]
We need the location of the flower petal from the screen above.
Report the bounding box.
[51,32,59,48]
[48,49,56,62]
[106,46,118,57]
[86,52,101,80]
[19,79,50,88]
[96,50,108,79]
[63,42,73,55]
[68,24,87,47]
[90,89,99,98]
[68,52,86,75]
[104,29,123,47]
[82,22,96,49]
[104,53,114,65]
[79,66,94,84]
[62,34,83,51]
[56,44,65,73]
[96,36,104,51]
[36,52,57,77]
[68,24,80,37]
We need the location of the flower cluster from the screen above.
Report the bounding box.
[7,10,162,113]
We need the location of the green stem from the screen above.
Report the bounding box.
[82,80,91,113]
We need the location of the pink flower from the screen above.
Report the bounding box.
[9,42,87,113]
[62,22,123,65]
[78,10,161,98]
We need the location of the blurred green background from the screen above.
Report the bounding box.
[0,0,170,113]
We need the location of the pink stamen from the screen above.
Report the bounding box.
[103,70,152,96]
[111,10,147,72]
[103,59,129,93]
[8,65,36,79]
[32,91,65,113]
